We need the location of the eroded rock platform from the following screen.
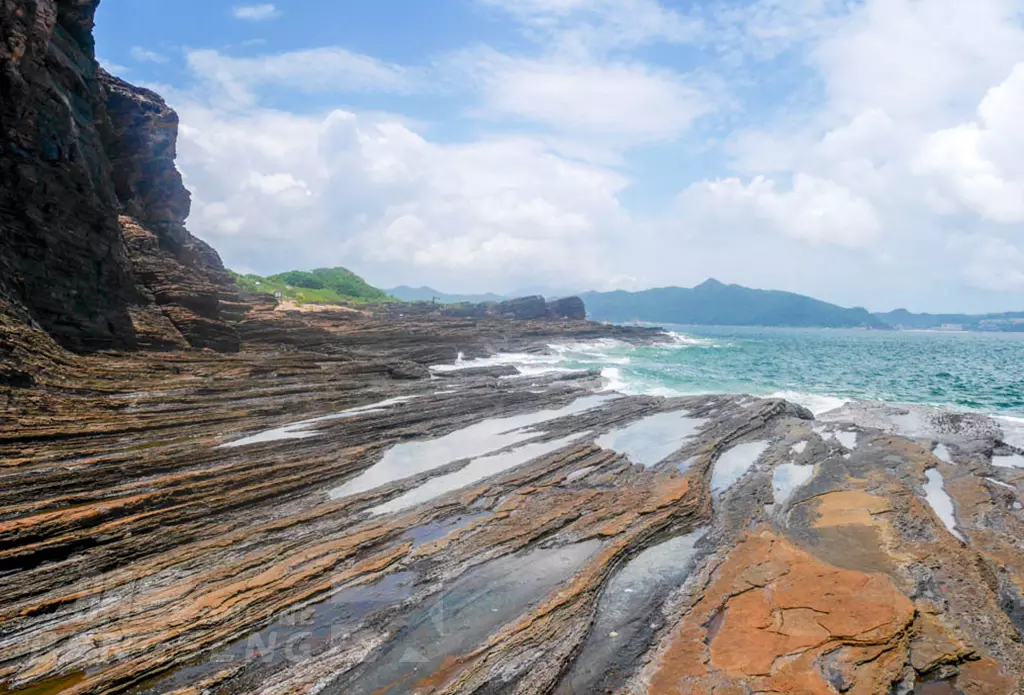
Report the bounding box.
[2,321,1024,695]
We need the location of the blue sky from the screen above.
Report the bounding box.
[95,0,1024,312]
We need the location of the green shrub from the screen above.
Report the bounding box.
[228,267,392,305]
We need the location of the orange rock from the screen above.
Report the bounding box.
[647,531,915,695]
[909,610,973,673]
[812,489,892,528]
[952,657,1018,694]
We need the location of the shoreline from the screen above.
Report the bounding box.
[2,310,1024,694]
[456,334,1024,422]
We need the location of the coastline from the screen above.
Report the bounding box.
[3,310,1024,694]
[3,3,1024,691]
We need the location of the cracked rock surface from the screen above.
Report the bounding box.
[2,322,1024,695]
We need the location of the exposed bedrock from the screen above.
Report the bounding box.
[1,344,1023,694]
[0,0,238,359]
[0,0,140,351]
[102,72,240,352]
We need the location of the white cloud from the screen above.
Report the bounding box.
[914,63,1024,223]
[813,0,1024,123]
[130,46,168,64]
[477,0,702,51]
[954,235,1024,291]
[232,3,280,21]
[465,52,708,142]
[703,0,1024,309]
[175,101,629,290]
[709,0,849,62]
[185,48,415,107]
[679,174,881,247]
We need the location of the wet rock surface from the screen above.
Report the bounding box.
[2,317,1024,695]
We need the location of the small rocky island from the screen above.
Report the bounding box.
[2,3,1024,695]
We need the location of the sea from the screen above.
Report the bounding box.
[443,325,1024,424]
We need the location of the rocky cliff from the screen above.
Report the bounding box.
[436,295,587,320]
[102,71,242,351]
[0,0,238,372]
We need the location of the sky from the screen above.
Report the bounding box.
[95,0,1024,313]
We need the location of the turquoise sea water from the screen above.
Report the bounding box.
[451,326,1024,418]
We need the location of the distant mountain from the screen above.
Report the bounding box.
[581,279,890,329]
[874,309,1024,332]
[233,268,390,304]
[387,285,508,304]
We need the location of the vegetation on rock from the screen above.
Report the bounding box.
[231,267,391,304]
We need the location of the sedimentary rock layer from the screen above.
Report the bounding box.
[0,0,237,357]
[1,316,1023,695]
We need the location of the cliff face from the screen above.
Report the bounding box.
[1,0,140,352]
[0,0,238,371]
[102,71,241,351]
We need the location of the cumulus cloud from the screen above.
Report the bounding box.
[158,0,1024,310]
[710,0,1024,308]
[232,4,280,21]
[914,63,1024,223]
[678,174,881,247]
[176,102,629,290]
[813,0,1024,123]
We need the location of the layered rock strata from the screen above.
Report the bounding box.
[102,73,240,352]
[0,0,238,359]
[1,326,1023,694]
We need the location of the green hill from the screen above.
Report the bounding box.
[581,279,889,329]
[230,267,391,304]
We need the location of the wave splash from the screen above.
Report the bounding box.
[432,328,1024,420]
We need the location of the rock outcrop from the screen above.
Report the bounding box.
[435,295,588,320]
[102,72,241,352]
[1,0,141,352]
[0,0,238,362]
[548,295,586,320]
[2,344,1024,695]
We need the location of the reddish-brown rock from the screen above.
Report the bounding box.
[645,532,916,695]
